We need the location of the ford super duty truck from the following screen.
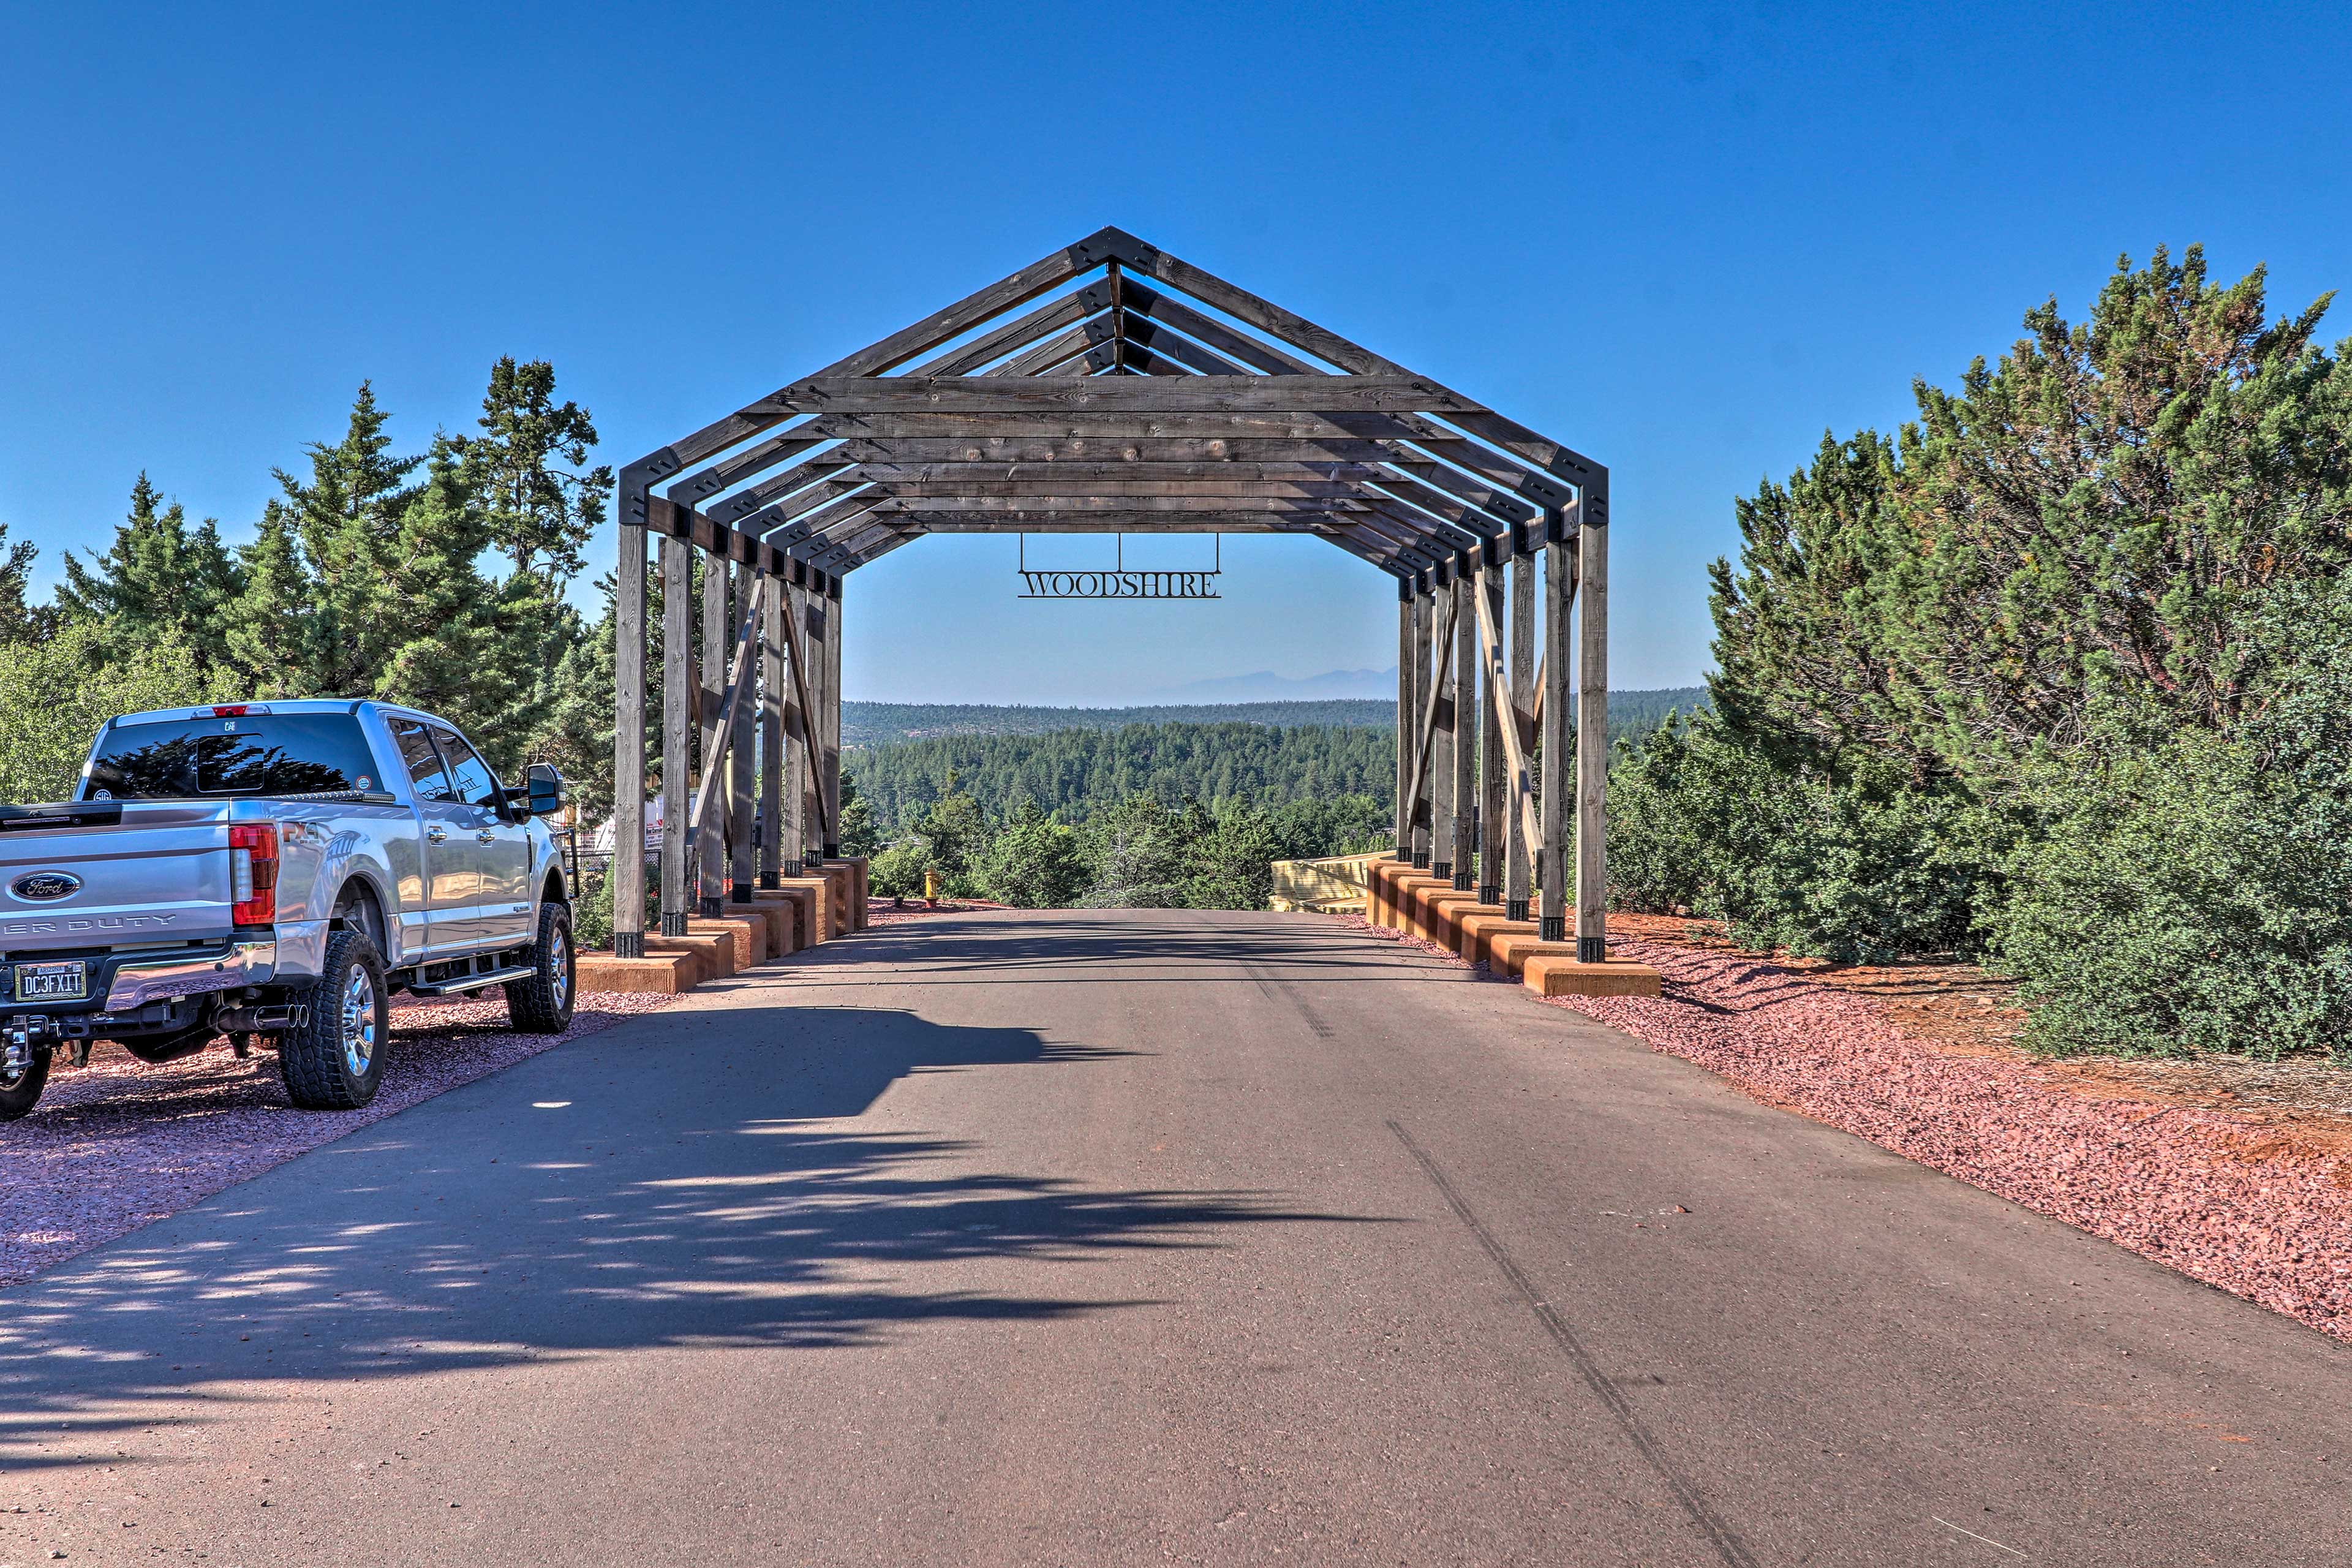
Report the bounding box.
[0,700,576,1120]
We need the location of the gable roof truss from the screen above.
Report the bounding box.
[622,228,1603,593]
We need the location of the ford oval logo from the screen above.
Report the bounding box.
[11,872,81,902]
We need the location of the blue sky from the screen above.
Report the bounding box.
[4,1,2347,703]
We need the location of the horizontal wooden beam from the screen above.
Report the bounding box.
[837,459,1389,482]
[858,494,1362,514]
[759,435,1544,517]
[745,375,1482,417]
[839,477,1387,500]
[634,495,802,576]
[725,410,1505,443]
[883,513,1346,531]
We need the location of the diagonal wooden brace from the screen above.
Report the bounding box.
[1398,589,1458,836]
[1473,579,1544,874]
[688,577,766,843]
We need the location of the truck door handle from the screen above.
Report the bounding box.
[476,829,497,845]
[424,825,448,845]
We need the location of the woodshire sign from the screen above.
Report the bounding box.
[1018,530,1221,598]
[1019,568,1220,599]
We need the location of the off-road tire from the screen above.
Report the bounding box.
[505,902,575,1034]
[278,929,389,1110]
[0,1047,51,1120]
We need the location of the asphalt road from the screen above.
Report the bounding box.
[4,908,2350,1566]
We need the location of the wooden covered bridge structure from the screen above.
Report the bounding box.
[609,227,1635,986]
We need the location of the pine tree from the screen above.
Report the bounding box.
[58,474,244,665]
[513,590,617,818]
[219,502,325,698]
[451,357,611,594]
[0,523,40,644]
[365,439,516,735]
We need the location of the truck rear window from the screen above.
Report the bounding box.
[83,715,385,800]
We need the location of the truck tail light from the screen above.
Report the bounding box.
[230,823,279,925]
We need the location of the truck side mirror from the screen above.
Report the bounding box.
[525,763,570,818]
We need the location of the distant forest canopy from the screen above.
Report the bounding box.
[845,688,1709,747]
[844,692,1711,834]
[848,722,1393,833]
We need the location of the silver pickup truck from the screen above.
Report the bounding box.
[0,699,576,1120]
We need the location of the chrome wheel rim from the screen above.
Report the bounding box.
[550,933,571,1012]
[340,964,378,1077]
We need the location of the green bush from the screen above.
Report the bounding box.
[1607,713,1994,964]
[868,840,932,900]
[1992,731,2352,1058]
[976,802,1088,908]
[1989,586,2352,1058]
[1074,796,1194,908]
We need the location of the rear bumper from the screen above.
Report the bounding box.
[100,938,279,1012]
[0,921,330,1027]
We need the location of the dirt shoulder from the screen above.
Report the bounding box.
[1613,911,2352,1172]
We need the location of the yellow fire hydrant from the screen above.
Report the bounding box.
[924,868,943,905]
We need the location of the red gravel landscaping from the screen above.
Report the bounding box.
[1342,911,2352,1343]
[0,992,675,1290]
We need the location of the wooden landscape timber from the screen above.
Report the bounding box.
[609,228,1615,985]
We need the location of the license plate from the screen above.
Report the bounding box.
[14,960,87,1001]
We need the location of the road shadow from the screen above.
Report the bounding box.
[808,907,1464,987]
[0,998,1389,1472]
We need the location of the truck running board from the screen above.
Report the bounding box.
[406,965,537,998]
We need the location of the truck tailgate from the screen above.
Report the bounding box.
[0,802,235,951]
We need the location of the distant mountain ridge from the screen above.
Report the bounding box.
[843,689,1710,748]
[1142,668,1397,702]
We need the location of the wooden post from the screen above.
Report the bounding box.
[804,581,830,861]
[824,576,843,858]
[781,577,809,873]
[1478,550,1506,905]
[1401,595,1420,870]
[1429,578,1456,883]
[698,548,728,917]
[1452,567,1476,892]
[1539,513,1575,943]
[612,508,647,958]
[729,565,757,903]
[1575,478,1610,963]
[1505,548,1535,922]
[758,568,783,889]
[1393,585,1412,859]
[659,534,693,937]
